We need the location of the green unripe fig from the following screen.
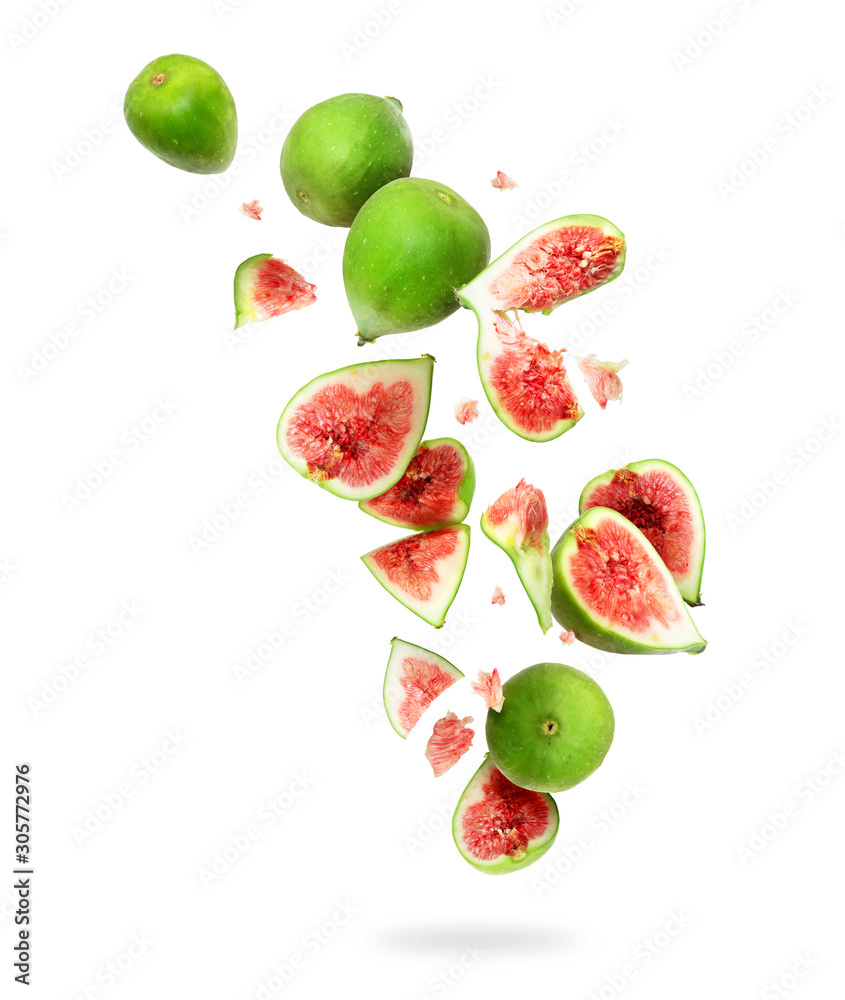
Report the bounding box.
[280,93,413,227]
[344,177,490,344]
[124,54,237,174]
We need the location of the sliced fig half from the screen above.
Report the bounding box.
[481,480,553,633]
[456,215,625,441]
[276,356,433,501]
[452,756,559,875]
[579,459,706,606]
[551,507,706,655]
[361,524,470,628]
[358,437,475,531]
[383,637,463,739]
[234,253,316,328]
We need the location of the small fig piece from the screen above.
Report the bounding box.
[383,638,463,739]
[234,254,316,328]
[425,711,474,777]
[576,354,628,409]
[481,480,553,633]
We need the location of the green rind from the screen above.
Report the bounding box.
[480,512,553,632]
[358,437,475,530]
[550,508,707,655]
[233,252,269,329]
[452,756,560,875]
[361,525,471,629]
[579,459,706,607]
[280,93,414,228]
[276,355,433,501]
[485,663,614,792]
[344,178,491,343]
[382,637,464,739]
[124,53,237,174]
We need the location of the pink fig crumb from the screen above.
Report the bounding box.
[491,586,506,606]
[576,354,628,409]
[425,711,474,777]
[491,170,518,191]
[240,199,263,220]
[559,629,575,645]
[455,397,479,425]
[471,668,504,712]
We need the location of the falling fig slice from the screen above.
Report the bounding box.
[361,524,470,628]
[471,668,503,712]
[456,214,625,441]
[383,637,464,739]
[452,756,559,875]
[579,459,706,606]
[358,437,475,531]
[425,711,474,776]
[481,480,553,633]
[234,254,316,328]
[551,506,707,654]
[276,355,433,501]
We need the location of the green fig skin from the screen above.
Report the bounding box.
[124,54,237,174]
[280,94,413,227]
[343,178,491,343]
[486,663,615,793]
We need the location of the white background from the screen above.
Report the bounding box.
[3,0,843,997]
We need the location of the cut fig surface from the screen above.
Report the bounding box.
[361,524,470,628]
[456,215,625,442]
[359,437,475,531]
[383,638,463,739]
[551,507,706,654]
[579,460,705,605]
[234,254,316,328]
[452,757,559,875]
[276,356,433,501]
